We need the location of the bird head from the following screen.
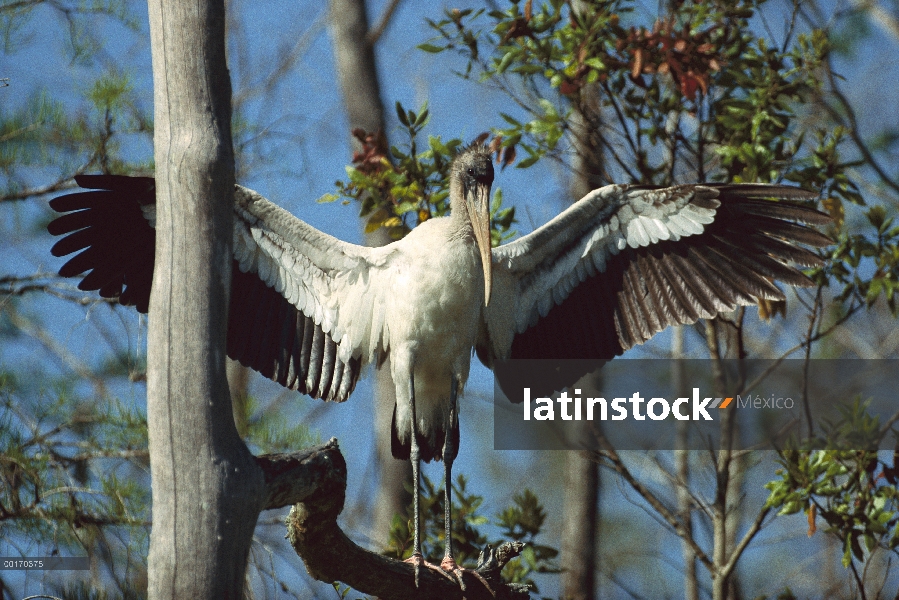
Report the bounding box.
[451,145,495,306]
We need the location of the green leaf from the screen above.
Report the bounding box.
[515,155,540,169]
[396,101,409,126]
[500,112,522,126]
[417,43,445,53]
[396,201,418,215]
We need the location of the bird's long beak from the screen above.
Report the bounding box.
[468,184,493,306]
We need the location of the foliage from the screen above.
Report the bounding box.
[420,2,817,183]
[234,392,317,454]
[494,488,560,586]
[828,195,899,316]
[0,70,152,199]
[0,361,150,596]
[385,474,559,592]
[3,0,899,597]
[765,399,899,584]
[324,102,516,246]
[412,0,899,595]
[0,0,138,63]
[0,2,157,595]
[413,0,899,322]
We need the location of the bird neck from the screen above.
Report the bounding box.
[448,197,475,241]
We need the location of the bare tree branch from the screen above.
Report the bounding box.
[282,439,529,600]
[256,441,346,510]
[1,178,78,203]
[719,504,772,580]
[589,443,715,572]
[367,0,402,45]
[821,61,899,195]
[850,0,899,42]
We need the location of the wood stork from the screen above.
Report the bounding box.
[47,144,830,584]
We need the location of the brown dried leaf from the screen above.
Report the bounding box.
[632,48,643,79]
[488,135,503,156]
[823,196,845,230]
[757,298,787,321]
[560,80,580,95]
[501,145,517,170]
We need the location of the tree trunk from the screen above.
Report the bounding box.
[146,1,264,597]
[673,326,699,600]
[561,4,603,591]
[560,126,602,596]
[330,0,387,154]
[561,443,598,600]
[329,0,411,548]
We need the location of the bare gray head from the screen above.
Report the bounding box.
[451,144,494,194]
[450,144,494,306]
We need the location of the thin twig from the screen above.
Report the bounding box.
[590,443,715,571]
[367,0,402,45]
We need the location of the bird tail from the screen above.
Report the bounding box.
[391,403,458,463]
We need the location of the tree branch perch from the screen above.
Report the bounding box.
[270,439,529,600]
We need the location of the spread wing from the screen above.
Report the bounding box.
[48,175,396,402]
[478,183,831,366]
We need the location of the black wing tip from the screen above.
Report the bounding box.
[73,173,155,189]
[725,187,831,223]
[48,174,157,312]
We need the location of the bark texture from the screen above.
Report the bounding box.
[145,1,264,596]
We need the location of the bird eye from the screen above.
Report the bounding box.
[467,168,475,176]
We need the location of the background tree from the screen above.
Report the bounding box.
[3,0,899,598]
[327,0,414,548]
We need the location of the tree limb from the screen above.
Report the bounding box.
[280,439,529,600]
[255,439,347,510]
[367,0,402,45]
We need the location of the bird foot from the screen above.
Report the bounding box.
[440,556,494,595]
[404,553,456,588]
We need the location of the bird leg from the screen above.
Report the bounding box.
[404,369,425,588]
[402,369,454,588]
[440,376,464,586]
[439,376,493,593]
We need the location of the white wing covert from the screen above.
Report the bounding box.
[478,183,830,366]
[48,176,395,403]
[226,186,397,402]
